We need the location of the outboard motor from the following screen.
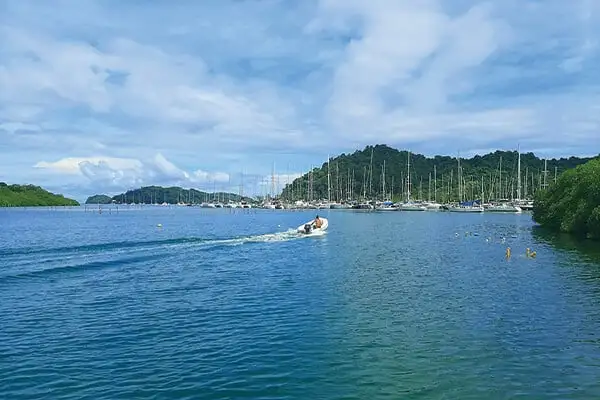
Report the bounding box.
[303,223,312,234]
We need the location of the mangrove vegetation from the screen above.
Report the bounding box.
[533,158,600,239]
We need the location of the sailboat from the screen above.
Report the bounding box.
[377,160,398,211]
[423,168,442,210]
[447,152,484,212]
[397,151,426,211]
[486,146,522,213]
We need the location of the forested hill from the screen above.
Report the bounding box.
[85,186,252,204]
[281,144,595,202]
[0,182,80,207]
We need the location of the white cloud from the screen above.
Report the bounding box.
[33,154,229,192]
[1,0,599,197]
[313,0,513,139]
[34,157,141,175]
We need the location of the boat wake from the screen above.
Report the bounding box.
[202,229,314,247]
[0,228,323,283]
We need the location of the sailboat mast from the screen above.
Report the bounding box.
[517,145,521,201]
[543,159,548,189]
[362,166,367,200]
[336,162,340,202]
[434,165,437,203]
[369,147,374,199]
[382,160,386,201]
[327,155,331,204]
[457,152,462,202]
[481,175,484,203]
[525,167,528,199]
[406,151,411,201]
[351,169,354,200]
[428,173,431,202]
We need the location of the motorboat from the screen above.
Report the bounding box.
[377,201,398,211]
[485,203,522,213]
[397,202,427,211]
[296,217,329,235]
[447,204,484,213]
[423,202,443,210]
[447,200,484,213]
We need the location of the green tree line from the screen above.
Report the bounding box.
[85,186,252,204]
[0,183,79,207]
[281,144,595,203]
[533,158,600,239]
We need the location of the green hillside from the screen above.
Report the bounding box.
[533,157,600,239]
[86,185,252,205]
[281,144,595,203]
[85,195,113,204]
[0,182,80,207]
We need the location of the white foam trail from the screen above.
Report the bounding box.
[179,228,326,249]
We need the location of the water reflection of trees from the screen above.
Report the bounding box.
[532,225,600,265]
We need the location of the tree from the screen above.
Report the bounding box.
[282,144,594,203]
[533,158,600,239]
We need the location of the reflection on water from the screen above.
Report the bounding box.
[532,225,600,264]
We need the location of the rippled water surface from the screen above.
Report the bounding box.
[2,206,600,399]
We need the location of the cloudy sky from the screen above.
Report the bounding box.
[1,0,599,200]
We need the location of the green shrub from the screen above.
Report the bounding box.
[533,158,600,239]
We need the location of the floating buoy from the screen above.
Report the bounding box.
[157,223,162,228]
[506,247,511,259]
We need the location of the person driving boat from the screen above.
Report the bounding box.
[313,215,323,229]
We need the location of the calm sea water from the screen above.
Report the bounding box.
[2,206,600,399]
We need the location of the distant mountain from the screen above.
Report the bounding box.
[0,182,80,207]
[85,194,113,204]
[281,144,596,202]
[86,185,253,205]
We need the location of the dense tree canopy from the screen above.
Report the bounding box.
[0,183,79,207]
[85,195,113,204]
[86,186,253,205]
[533,158,600,239]
[281,144,595,202]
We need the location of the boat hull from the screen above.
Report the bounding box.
[296,218,329,234]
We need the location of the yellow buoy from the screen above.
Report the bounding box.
[506,247,511,259]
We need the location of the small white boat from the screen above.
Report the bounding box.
[397,202,427,211]
[485,203,522,213]
[297,217,329,235]
[447,205,484,213]
[423,202,443,210]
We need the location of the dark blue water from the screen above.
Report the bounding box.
[2,207,600,399]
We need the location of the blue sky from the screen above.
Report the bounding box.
[1,0,599,200]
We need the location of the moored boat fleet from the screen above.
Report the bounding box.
[187,145,537,214]
[245,198,532,213]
